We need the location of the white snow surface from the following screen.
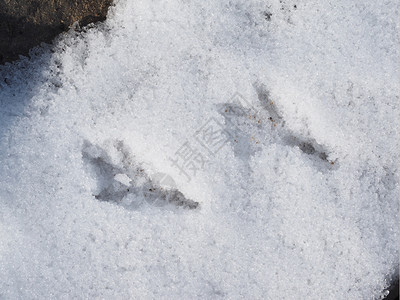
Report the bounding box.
[0,0,399,299]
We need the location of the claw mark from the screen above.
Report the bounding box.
[82,140,199,210]
[218,83,338,171]
[254,82,283,125]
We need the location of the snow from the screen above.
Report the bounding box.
[0,0,398,298]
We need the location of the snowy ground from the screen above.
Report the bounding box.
[0,0,398,299]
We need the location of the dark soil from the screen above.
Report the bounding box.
[0,0,113,64]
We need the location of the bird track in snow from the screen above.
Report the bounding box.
[82,139,199,210]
